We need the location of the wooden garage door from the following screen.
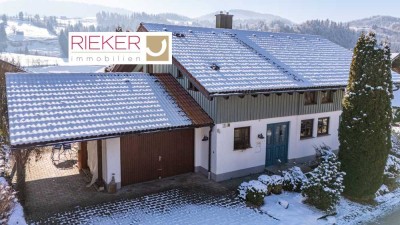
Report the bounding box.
[120,128,194,186]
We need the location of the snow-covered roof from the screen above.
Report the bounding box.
[141,23,400,94]
[26,65,105,73]
[392,53,399,61]
[6,72,192,146]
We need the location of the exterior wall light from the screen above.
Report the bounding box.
[202,135,209,141]
[258,133,265,139]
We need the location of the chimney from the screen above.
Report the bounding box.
[215,11,233,29]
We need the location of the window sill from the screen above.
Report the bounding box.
[300,136,314,140]
[304,103,317,106]
[317,133,330,137]
[234,146,252,151]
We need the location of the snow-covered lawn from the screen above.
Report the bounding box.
[260,187,400,225]
[5,20,57,40]
[261,192,330,225]
[0,52,64,67]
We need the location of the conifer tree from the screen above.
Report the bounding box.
[339,32,393,200]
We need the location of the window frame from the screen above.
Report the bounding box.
[234,126,251,150]
[321,91,333,104]
[300,119,314,139]
[304,92,317,105]
[317,117,330,136]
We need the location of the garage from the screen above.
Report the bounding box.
[120,128,195,186]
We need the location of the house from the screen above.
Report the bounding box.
[4,13,400,190]
[4,72,212,189]
[109,12,400,181]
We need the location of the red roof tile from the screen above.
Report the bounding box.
[155,73,213,127]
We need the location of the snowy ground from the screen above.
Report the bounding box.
[0,177,27,225]
[4,19,60,57]
[5,20,57,40]
[261,186,400,225]
[29,184,400,225]
[0,52,64,67]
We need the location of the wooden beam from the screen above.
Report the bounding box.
[95,140,105,190]
[78,142,88,170]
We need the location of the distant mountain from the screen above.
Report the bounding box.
[348,15,400,52]
[349,16,400,30]
[0,0,134,17]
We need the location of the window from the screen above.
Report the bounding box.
[300,119,313,139]
[321,91,333,103]
[317,117,329,136]
[188,82,198,91]
[177,70,183,79]
[304,92,317,105]
[234,127,251,150]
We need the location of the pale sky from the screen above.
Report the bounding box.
[0,0,399,23]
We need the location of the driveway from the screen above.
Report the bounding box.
[33,188,275,225]
[24,148,259,223]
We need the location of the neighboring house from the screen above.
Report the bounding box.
[393,53,400,74]
[110,13,400,182]
[391,53,400,109]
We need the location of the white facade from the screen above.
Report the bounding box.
[101,138,121,189]
[194,127,211,175]
[85,138,122,189]
[210,110,342,181]
[87,111,342,185]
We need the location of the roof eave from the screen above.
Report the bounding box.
[9,124,195,150]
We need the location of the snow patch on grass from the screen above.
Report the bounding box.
[0,177,27,225]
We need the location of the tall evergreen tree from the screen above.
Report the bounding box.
[339,32,393,200]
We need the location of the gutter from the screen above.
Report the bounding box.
[207,124,215,180]
[9,125,196,150]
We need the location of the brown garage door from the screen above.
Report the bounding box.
[120,128,194,186]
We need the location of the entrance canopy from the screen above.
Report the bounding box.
[5,72,198,148]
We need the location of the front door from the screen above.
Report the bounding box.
[266,122,289,166]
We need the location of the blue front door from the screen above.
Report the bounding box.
[266,122,289,166]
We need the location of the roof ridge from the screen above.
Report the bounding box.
[142,22,324,38]
[225,31,307,84]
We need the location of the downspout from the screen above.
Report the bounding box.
[207,124,215,180]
